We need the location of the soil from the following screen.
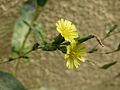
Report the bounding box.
[0,0,120,90]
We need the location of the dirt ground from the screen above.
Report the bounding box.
[0,0,120,90]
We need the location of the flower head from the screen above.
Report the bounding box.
[56,19,78,42]
[65,42,87,69]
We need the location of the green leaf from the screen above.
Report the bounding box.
[105,51,114,54]
[12,0,38,56]
[37,0,48,7]
[75,35,94,43]
[100,61,117,69]
[105,25,118,38]
[88,48,98,53]
[116,43,120,51]
[32,26,47,47]
[0,71,27,90]
[105,43,120,54]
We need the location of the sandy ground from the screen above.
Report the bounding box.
[0,0,120,90]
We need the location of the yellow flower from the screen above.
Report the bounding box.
[56,19,86,69]
[65,42,87,69]
[56,19,78,42]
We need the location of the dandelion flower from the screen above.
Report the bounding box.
[65,42,87,69]
[56,19,78,42]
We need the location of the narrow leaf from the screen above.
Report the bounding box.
[37,0,48,7]
[75,35,94,43]
[105,44,120,54]
[100,61,117,69]
[116,43,120,51]
[105,25,118,38]
[88,48,98,53]
[105,51,115,54]
[33,29,46,46]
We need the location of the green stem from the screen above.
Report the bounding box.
[19,28,32,54]
[24,20,47,47]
